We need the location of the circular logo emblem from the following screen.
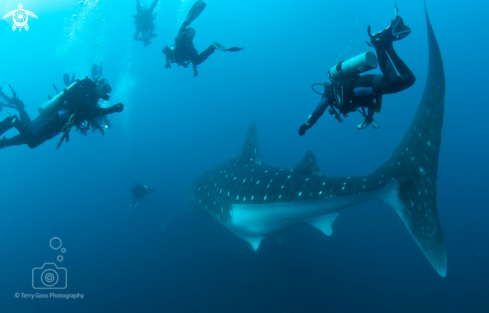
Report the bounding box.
[13,9,28,28]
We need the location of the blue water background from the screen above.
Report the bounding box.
[0,0,487,312]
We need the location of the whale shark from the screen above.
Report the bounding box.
[187,5,446,277]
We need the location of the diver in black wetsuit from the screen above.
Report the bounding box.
[59,63,112,134]
[133,0,159,47]
[0,78,124,149]
[299,13,415,135]
[162,0,243,77]
[128,182,157,207]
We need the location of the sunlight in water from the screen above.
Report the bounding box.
[57,0,104,67]
[176,0,192,30]
[112,56,138,133]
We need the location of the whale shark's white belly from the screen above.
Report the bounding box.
[228,188,384,237]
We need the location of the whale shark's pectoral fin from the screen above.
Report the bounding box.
[293,151,324,177]
[309,213,340,236]
[247,236,265,251]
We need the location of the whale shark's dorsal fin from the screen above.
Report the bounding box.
[293,151,324,177]
[239,120,262,165]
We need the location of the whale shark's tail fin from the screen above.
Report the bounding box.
[370,3,447,277]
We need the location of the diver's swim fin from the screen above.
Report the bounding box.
[63,73,70,87]
[222,47,243,52]
[213,42,243,52]
[63,73,76,87]
[92,62,103,81]
[185,0,206,25]
[0,89,11,107]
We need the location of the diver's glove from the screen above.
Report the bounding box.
[115,103,124,112]
[110,103,124,113]
[298,123,311,136]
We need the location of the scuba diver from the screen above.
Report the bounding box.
[299,7,415,135]
[162,0,243,77]
[57,63,113,134]
[128,182,157,207]
[133,0,159,47]
[0,77,124,150]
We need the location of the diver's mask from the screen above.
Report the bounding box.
[96,78,112,101]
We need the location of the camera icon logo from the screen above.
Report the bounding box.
[32,263,67,289]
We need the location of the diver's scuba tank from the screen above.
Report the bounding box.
[38,81,78,118]
[329,51,378,81]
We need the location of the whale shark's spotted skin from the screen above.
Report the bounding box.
[193,156,392,222]
[188,5,447,277]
